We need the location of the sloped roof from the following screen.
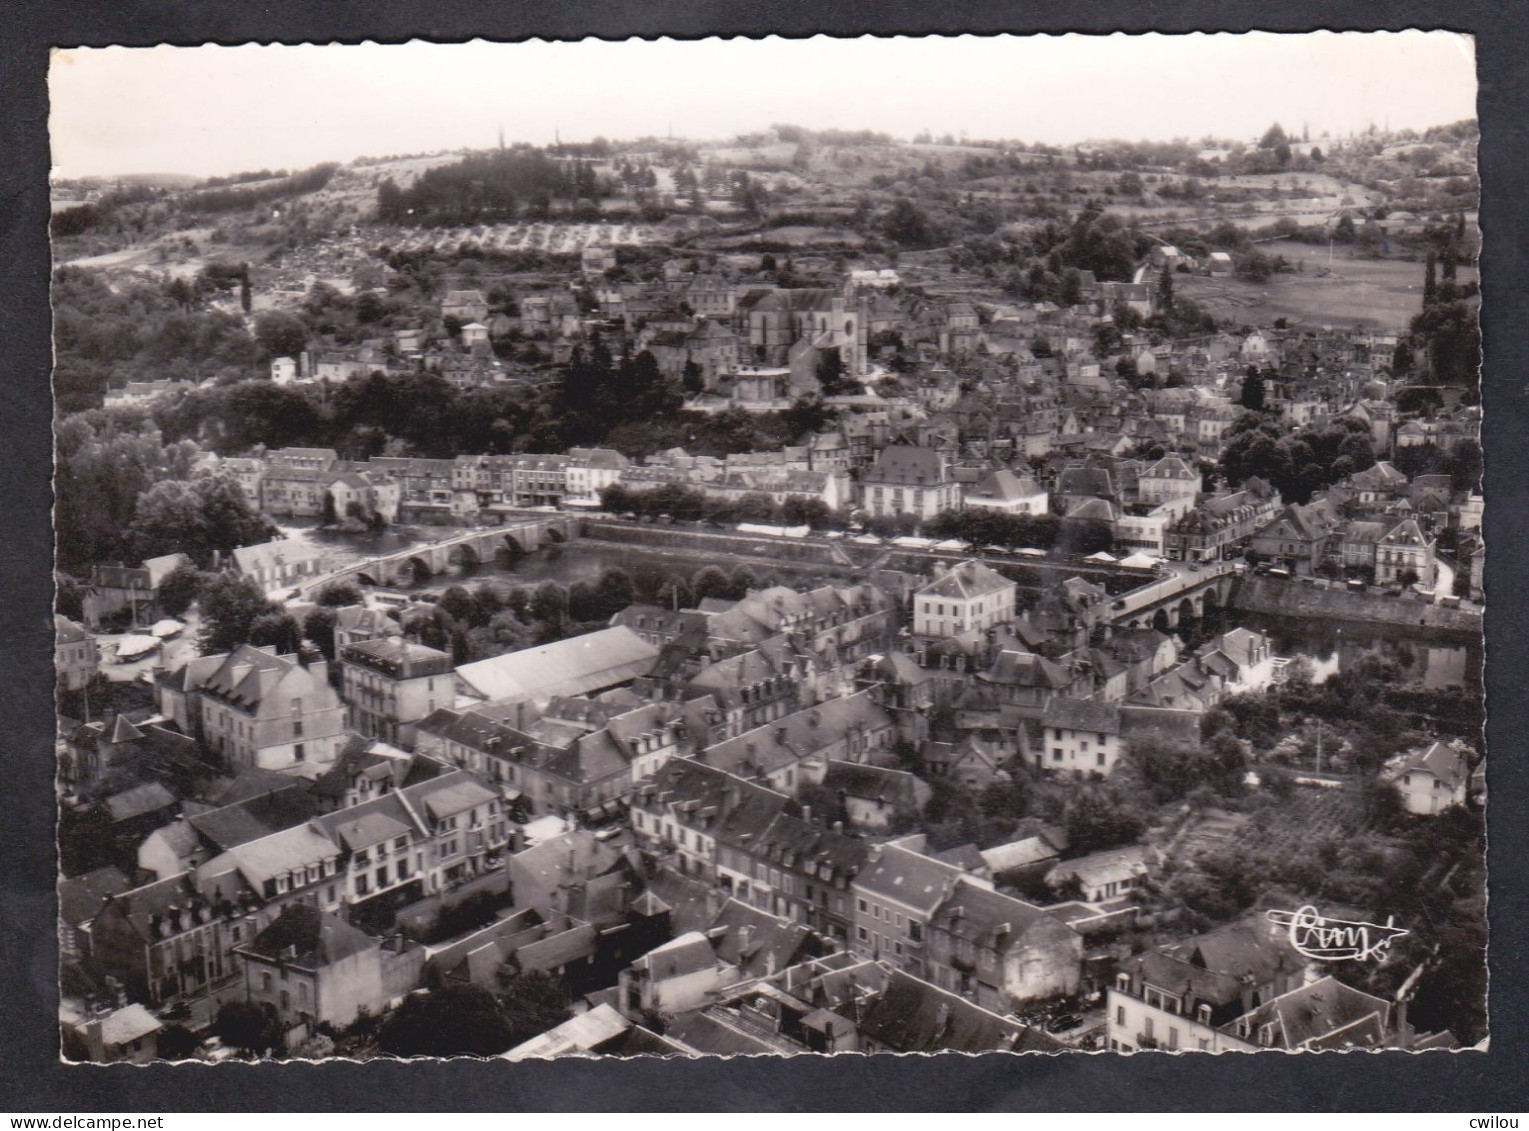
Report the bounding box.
[58,865,131,928]
[967,469,1044,504]
[231,539,324,577]
[503,1002,630,1061]
[455,626,658,705]
[188,785,320,851]
[981,649,1073,692]
[103,874,201,940]
[1380,518,1429,548]
[407,773,499,821]
[316,797,416,853]
[979,836,1062,874]
[1046,845,1152,889]
[706,899,812,979]
[103,781,176,824]
[1228,975,1393,1050]
[864,445,948,486]
[822,761,927,811]
[1389,741,1471,791]
[219,824,339,887]
[855,844,964,913]
[917,560,1014,602]
[1143,456,1198,481]
[638,759,790,846]
[1065,497,1118,523]
[858,970,1060,1054]
[98,1003,163,1048]
[701,692,894,780]
[1058,467,1115,498]
[930,878,1064,950]
[242,903,377,968]
[516,922,600,974]
[55,615,90,645]
[1042,696,1121,734]
[632,931,719,980]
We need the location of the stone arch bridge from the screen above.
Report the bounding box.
[1106,561,1240,633]
[296,515,581,596]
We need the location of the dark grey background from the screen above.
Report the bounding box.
[2,1,1523,1111]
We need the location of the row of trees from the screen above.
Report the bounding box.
[1408,224,1481,392]
[377,149,610,227]
[1218,411,1378,503]
[54,409,271,577]
[181,163,339,215]
[52,267,260,414]
[598,482,833,530]
[558,338,684,445]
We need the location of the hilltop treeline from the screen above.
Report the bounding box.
[180,163,340,214]
[51,164,340,238]
[376,149,610,226]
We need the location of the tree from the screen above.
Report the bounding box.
[496,970,571,1047]
[1157,263,1174,311]
[321,491,339,526]
[815,348,853,396]
[593,567,636,619]
[155,1024,201,1061]
[303,606,337,660]
[883,198,943,249]
[1259,122,1289,150]
[125,471,274,570]
[125,480,208,567]
[1064,788,1146,854]
[378,984,513,1058]
[198,572,275,654]
[692,565,731,602]
[1239,368,1267,412]
[437,585,477,625]
[529,581,569,633]
[213,1000,285,1056]
[55,574,85,620]
[253,310,307,363]
[156,563,203,618]
[316,580,364,608]
[248,610,301,654]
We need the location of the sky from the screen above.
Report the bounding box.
[49,31,1477,180]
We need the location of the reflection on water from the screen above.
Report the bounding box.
[279,523,1481,690]
[276,521,836,593]
[1209,609,1479,690]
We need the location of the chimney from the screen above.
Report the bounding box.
[739,925,753,952]
[801,804,812,824]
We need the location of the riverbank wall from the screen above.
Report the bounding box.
[578,521,1160,594]
[1232,576,1482,638]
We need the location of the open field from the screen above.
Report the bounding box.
[1177,240,1477,330]
[700,224,865,250]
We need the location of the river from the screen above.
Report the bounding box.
[275,521,847,593]
[278,522,1482,691]
[1197,607,1480,690]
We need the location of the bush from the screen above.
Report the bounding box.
[213,1000,285,1055]
[378,984,513,1057]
